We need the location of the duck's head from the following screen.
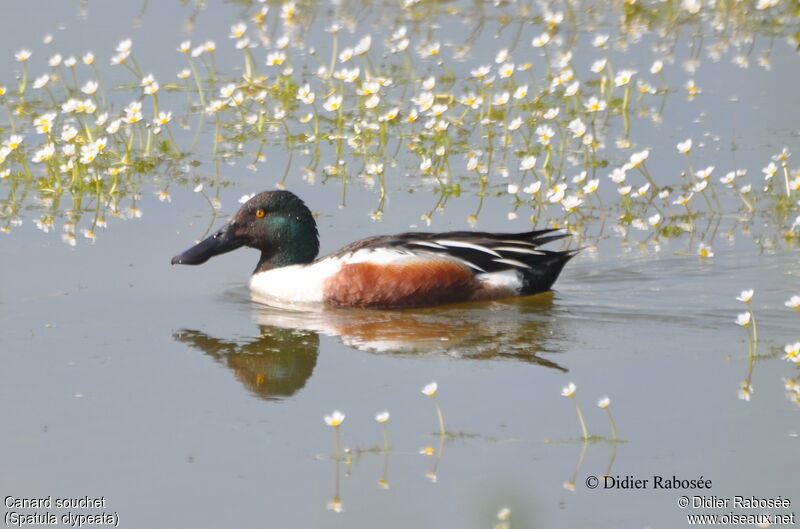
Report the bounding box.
[171,190,319,272]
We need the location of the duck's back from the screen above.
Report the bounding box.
[250,230,576,309]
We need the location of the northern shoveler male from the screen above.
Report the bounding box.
[171,190,577,308]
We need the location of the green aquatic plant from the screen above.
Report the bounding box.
[561,382,588,442]
[493,506,512,529]
[735,289,758,357]
[373,410,392,488]
[421,381,446,437]
[0,0,798,249]
[324,409,345,461]
[324,410,345,512]
[375,410,391,452]
[596,396,618,442]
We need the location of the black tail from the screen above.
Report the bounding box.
[519,250,578,295]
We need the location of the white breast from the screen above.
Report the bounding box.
[249,258,340,303]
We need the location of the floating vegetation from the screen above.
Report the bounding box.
[0,0,798,248]
[494,506,512,529]
[735,288,758,354]
[421,381,447,437]
[731,287,800,405]
[560,382,589,441]
[596,396,618,442]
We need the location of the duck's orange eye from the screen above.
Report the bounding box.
[255,209,266,218]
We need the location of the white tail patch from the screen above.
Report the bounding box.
[476,269,523,291]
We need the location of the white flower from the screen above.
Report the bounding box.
[34,112,57,134]
[495,49,509,63]
[762,162,777,181]
[561,382,576,397]
[536,125,555,145]
[81,80,99,95]
[738,381,753,402]
[590,58,607,73]
[614,69,635,87]
[584,96,606,112]
[698,243,714,258]
[229,22,247,39]
[650,60,663,74]
[531,33,550,47]
[421,382,438,397]
[4,135,24,150]
[592,34,609,48]
[324,410,345,426]
[609,167,626,184]
[266,52,286,66]
[15,49,32,62]
[60,126,78,142]
[736,289,754,303]
[562,195,583,212]
[597,397,610,409]
[33,74,50,89]
[583,179,599,194]
[375,411,390,423]
[323,94,343,112]
[735,312,751,327]
[470,65,491,78]
[785,296,800,309]
[568,118,586,138]
[492,92,510,106]
[155,111,172,125]
[498,62,515,78]
[628,149,650,168]
[547,184,566,204]
[519,155,536,171]
[31,143,55,163]
[355,35,372,56]
[677,139,692,154]
[783,343,800,364]
[695,166,714,180]
[524,181,542,195]
[682,0,701,14]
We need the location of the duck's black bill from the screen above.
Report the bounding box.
[171,223,245,265]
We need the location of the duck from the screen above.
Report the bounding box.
[171,190,577,309]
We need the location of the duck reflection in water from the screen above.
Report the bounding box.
[174,292,567,401]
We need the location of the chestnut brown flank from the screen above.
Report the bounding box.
[323,261,480,308]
